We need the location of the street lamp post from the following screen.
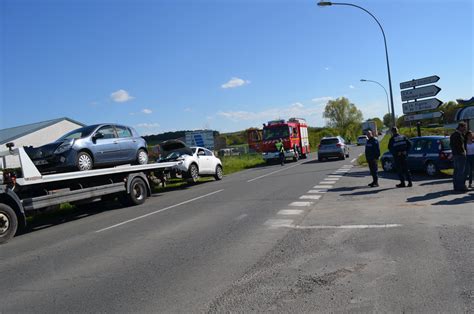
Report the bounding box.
[317,1,396,127]
[360,78,391,122]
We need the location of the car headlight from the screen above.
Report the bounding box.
[54,139,74,154]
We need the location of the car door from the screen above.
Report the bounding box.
[196,148,213,174]
[407,139,425,170]
[114,125,137,161]
[92,125,123,164]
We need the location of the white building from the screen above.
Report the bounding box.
[0,117,84,168]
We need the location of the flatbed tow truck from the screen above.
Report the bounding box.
[0,144,179,244]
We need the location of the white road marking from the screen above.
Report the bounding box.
[328,175,342,178]
[247,163,300,182]
[289,224,402,229]
[308,189,327,193]
[300,195,321,200]
[235,214,248,221]
[351,158,356,163]
[342,165,353,168]
[358,153,363,156]
[313,185,332,189]
[289,201,314,207]
[264,219,294,228]
[278,209,304,215]
[320,180,337,184]
[96,189,224,233]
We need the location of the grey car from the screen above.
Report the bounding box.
[318,136,350,161]
[25,124,148,172]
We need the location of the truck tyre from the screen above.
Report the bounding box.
[124,178,147,206]
[214,165,223,180]
[136,149,149,165]
[0,204,18,245]
[187,164,199,184]
[77,151,93,171]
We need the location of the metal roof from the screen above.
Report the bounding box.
[0,117,85,145]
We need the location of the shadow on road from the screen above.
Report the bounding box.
[406,190,454,202]
[341,188,392,196]
[432,192,474,205]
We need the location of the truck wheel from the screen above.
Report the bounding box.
[0,204,18,244]
[214,165,223,180]
[77,151,93,171]
[136,149,148,165]
[187,164,199,184]
[125,178,147,206]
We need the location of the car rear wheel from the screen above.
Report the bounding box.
[425,161,438,176]
[77,151,93,171]
[382,159,394,172]
[0,204,18,245]
[214,165,223,180]
[136,149,148,165]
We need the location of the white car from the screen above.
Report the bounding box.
[357,135,368,146]
[158,140,223,183]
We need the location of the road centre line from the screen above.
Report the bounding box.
[278,209,304,215]
[247,163,299,182]
[289,224,402,229]
[96,189,224,233]
[300,195,321,200]
[289,201,314,207]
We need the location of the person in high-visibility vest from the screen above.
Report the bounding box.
[275,138,285,166]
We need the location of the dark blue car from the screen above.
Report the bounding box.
[25,124,148,172]
[381,136,453,176]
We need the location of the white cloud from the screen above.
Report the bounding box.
[218,102,324,122]
[110,89,134,102]
[142,108,152,114]
[324,66,330,71]
[136,123,160,128]
[184,107,193,112]
[349,85,355,89]
[221,77,250,89]
[311,96,333,104]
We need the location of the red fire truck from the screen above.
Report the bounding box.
[261,118,310,162]
[246,128,263,153]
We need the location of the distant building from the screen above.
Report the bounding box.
[185,130,215,150]
[0,117,84,168]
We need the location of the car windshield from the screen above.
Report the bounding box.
[57,125,96,141]
[263,126,289,140]
[161,150,191,161]
[320,138,339,145]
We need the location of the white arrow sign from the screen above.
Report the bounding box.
[400,75,440,89]
[402,98,443,114]
[401,85,441,102]
[404,111,443,122]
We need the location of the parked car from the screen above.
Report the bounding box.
[381,136,453,176]
[157,140,223,182]
[318,136,350,161]
[357,135,368,146]
[24,124,148,172]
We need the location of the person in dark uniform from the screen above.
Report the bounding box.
[388,127,412,188]
[365,130,380,187]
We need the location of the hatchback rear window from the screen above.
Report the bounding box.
[439,138,450,150]
[320,138,339,145]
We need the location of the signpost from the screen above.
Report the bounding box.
[400,75,440,89]
[400,85,441,102]
[400,75,442,136]
[404,111,442,122]
[402,98,442,114]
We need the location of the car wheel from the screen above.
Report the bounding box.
[77,151,93,171]
[187,163,199,183]
[136,149,148,165]
[425,161,438,176]
[0,204,18,245]
[382,159,394,172]
[340,154,345,160]
[214,165,223,180]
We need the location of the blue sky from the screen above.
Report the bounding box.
[1,0,473,135]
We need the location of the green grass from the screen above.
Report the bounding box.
[220,153,266,175]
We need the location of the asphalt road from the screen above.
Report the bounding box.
[1,145,472,312]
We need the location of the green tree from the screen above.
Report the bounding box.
[383,113,392,127]
[323,97,363,138]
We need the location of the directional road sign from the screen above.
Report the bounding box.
[404,111,443,122]
[402,98,443,114]
[400,75,440,89]
[401,85,441,102]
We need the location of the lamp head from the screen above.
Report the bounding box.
[317,1,333,6]
[360,79,367,82]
